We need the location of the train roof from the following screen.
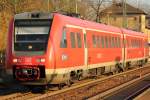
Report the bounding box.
[54,13,122,34]
[15,11,53,19]
[54,13,146,37]
[122,28,145,37]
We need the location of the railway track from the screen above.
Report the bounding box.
[0,64,150,100]
[89,70,150,100]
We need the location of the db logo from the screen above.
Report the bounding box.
[61,53,68,61]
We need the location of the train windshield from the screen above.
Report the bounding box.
[14,19,52,55]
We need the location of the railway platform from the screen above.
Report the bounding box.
[102,74,150,100]
[134,88,150,100]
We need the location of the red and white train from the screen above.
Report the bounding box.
[5,12,149,86]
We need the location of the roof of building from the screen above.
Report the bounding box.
[100,2,146,15]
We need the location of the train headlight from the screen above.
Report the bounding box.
[22,69,28,74]
[40,58,45,62]
[13,58,18,63]
[36,58,45,63]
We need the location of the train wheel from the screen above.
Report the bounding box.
[115,64,123,73]
[66,80,72,87]
[139,60,143,67]
[77,70,83,81]
[58,83,64,90]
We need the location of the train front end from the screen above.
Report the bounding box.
[6,12,53,85]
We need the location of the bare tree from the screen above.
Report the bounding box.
[87,0,113,22]
[88,0,105,22]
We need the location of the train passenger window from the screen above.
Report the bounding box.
[92,35,97,48]
[109,36,111,48]
[135,40,137,48]
[60,28,67,48]
[97,36,100,48]
[137,40,140,48]
[127,39,129,48]
[137,40,139,48]
[77,33,82,48]
[105,36,108,48]
[141,40,142,47]
[134,40,136,48]
[115,37,118,48]
[132,40,134,48]
[139,40,141,48]
[118,37,121,48]
[84,34,87,48]
[132,39,134,48]
[135,40,136,47]
[70,32,76,48]
[101,36,105,48]
[129,39,131,48]
[112,37,115,48]
[131,39,133,48]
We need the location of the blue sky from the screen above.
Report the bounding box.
[127,0,150,13]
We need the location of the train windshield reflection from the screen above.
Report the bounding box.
[14,19,51,55]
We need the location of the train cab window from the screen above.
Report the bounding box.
[92,35,97,48]
[14,19,52,53]
[60,28,67,48]
[101,36,105,48]
[105,36,108,48]
[97,36,100,48]
[77,33,82,48]
[70,32,76,48]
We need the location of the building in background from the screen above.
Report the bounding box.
[99,2,150,43]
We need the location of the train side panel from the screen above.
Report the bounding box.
[123,29,147,67]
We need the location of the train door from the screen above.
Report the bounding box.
[122,31,127,68]
[83,29,88,67]
[66,27,84,67]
